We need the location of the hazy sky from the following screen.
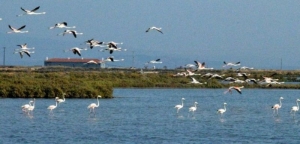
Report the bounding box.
[0,1,300,69]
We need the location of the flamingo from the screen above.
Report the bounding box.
[223,61,240,67]
[84,60,99,65]
[190,77,205,84]
[15,43,35,51]
[14,50,34,58]
[58,30,83,38]
[49,22,75,29]
[104,56,124,62]
[174,98,185,113]
[47,101,58,114]
[27,99,35,115]
[224,86,244,94]
[7,25,28,33]
[56,93,66,104]
[290,99,300,116]
[85,39,104,49]
[148,59,162,64]
[146,26,163,34]
[105,41,123,49]
[272,97,284,115]
[17,6,46,17]
[0,18,2,21]
[100,45,125,54]
[64,47,87,56]
[189,102,198,115]
[194,61,213,70]
[217,103,227,117]
[21,100,34,112]
[186,70,201,76]
[87,95,102,113]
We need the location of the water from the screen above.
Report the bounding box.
[1,89,300,143]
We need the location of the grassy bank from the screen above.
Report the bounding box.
[1,67,300,98]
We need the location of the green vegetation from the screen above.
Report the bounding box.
[1,67,300,98]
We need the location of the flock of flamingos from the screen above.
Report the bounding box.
[0,6,164,63]
[21,94,102,116]
[2,6,299,119]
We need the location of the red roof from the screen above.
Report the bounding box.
[45,58,102,63]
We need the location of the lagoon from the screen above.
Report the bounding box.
[1,88,300,143]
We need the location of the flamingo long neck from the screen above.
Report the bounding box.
[297,101,299,109]
[279,99,282,107]
[96,97,100,107]
[181,100,184,107]
[224,105,226,111]
[55,101,58,107]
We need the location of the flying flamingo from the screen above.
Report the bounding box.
[14,50,34,58]
[87,95,102,114]
[48,101,58,114]
[17,6,46,17]
[15,43,35,51]
[217,102,227,117]
[272,97,284,116]
[104,56,124,62]
[223,61,240,67]
[174,98,185,113]
[49,22,75,29]
[7,25,28,33]
[224,86,244,94]
[146,26,163,34]
[58,30,83,38]
[64,47,87,56]
[189,102,198,115]
[290,99,300,117]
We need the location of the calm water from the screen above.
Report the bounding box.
[1,89,300,143]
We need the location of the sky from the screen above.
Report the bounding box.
[0,0,300,70]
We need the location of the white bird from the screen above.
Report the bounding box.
[217,103,227,116]
[87,95,102,113]
[27,99,35,115]
[189,102,198,115]
[7,25,28,33]
[86,39,104,49]
[17,6,46,17]
[0,18,2,21]
[21,100,34,112]
[272,97,284,115]
[194,61,213,70]
[14,50,34,58]
[105,41,123,48]
[190,77,204,84]
[15,43,35,51]
[224,86,244,94]
[186,70,201,76]
[237,66,254,71]
[146,26,163,34]
[84,60,99,65]
[291,99,300,116]
[223,61,240,67]
[49,22,75,29]
[56,93,66,104]
[147,59,162,64]
[64,47,87,56]
[104,56,124,62]
[48,101,58,113]
[100,46,125,54]
[58,30,83,38]
[174,98,185,113]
